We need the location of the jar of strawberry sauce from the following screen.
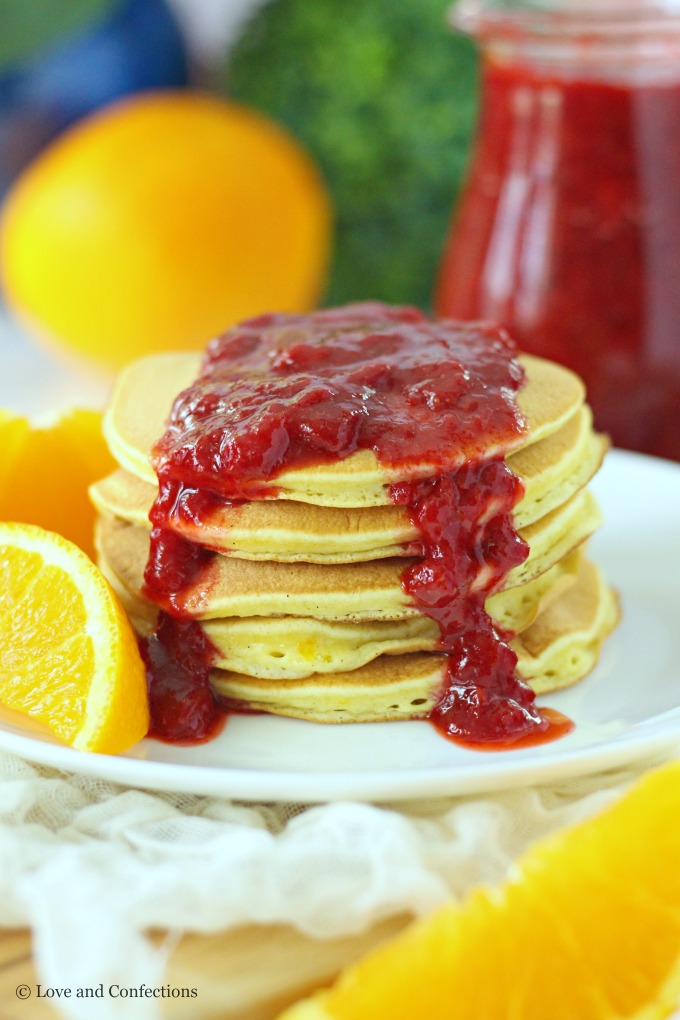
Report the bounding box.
[435,0,680,460]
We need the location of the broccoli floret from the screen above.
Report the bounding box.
[226,0,478,310]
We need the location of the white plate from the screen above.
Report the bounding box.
[1,449,678,802]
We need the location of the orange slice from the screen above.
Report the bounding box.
[0,408,115,560]
[279,760,680,1020]
[0,522,149,753]
[0,410,30,493]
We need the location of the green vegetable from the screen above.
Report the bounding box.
[226,0,479,310]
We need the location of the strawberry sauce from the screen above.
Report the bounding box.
[436,59,680,461]
[139,615,224,744]
[141,303,557,746]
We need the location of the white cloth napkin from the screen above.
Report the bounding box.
[0,748,675,1020]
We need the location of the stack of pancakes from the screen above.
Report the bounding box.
[91,350,618,724]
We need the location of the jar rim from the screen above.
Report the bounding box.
[452,0,680,40]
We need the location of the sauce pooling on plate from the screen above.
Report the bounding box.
[141,302,560,747]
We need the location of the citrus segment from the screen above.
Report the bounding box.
[0,408,114,559]
[279,761,680,1020]
[0,411,30,493]
[0,523,149,753]
[0,92,332,368]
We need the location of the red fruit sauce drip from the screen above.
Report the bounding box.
[391,465,543,744]
[139,615,225,745]
[140,302,565,747]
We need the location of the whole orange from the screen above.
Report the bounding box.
[0,91,332,368]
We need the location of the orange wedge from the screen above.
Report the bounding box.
[0,522,149,753]
[0,410,30,492]
[279,760,680,1020]
[0,408,115,560]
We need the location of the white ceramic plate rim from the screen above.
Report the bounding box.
[0,717,677,802]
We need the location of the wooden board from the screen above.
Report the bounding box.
[0,917,411,1019]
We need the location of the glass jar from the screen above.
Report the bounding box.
[435,0,680,459]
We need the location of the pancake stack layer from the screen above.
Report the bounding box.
[91,304,618,743]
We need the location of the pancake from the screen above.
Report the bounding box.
[101,544,582,677]
[209,560,618,722]
[90,405,606,563]
[91,471,420,563]
[514,561,620,695]
[509,405,607,529]
[201,551,582,679]
[96,487,601,621]
[98,556,157,634]
[103,352,585,508]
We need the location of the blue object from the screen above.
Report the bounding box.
[0,0,190,193]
